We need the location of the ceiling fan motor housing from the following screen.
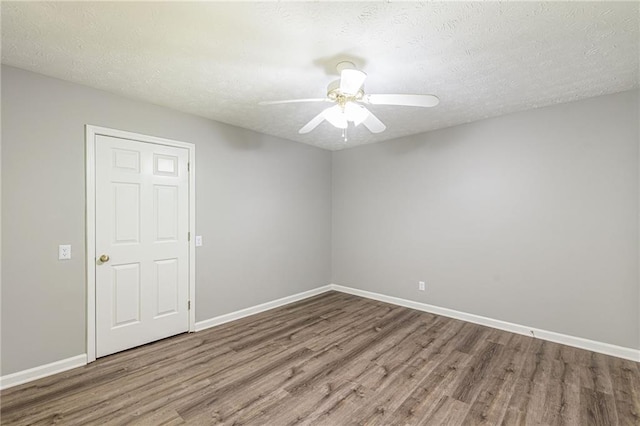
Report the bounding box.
[327,79,364,105]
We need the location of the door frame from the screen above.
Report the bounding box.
[85,125,196,363]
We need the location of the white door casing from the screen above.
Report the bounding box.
[86,126,196,362]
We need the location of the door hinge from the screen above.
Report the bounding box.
[188,162,190,172]
[188,232,191,241]
[188,300,191,310]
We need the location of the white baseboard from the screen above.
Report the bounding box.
[1,287,333,390]
[0,354,87,390]
[195,285,333,332]
[329,284,640,362]
[4,282,637,390]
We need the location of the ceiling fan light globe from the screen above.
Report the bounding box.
[323,105,348,129]
[340,69,367,95]
[344,102,369,126]
[330,118,348,129]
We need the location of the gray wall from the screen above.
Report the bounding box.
[332,90,639,349]
[1,66,332,375]
[2,65,638,377]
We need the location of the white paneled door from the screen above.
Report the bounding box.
[95,135,190,358]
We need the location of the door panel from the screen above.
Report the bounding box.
[112,263,141,327]
[113,183,140,244]
[154,154,178,176]
[154,185,178,241]
[154,258,179,317]
[95,134,189,358]
[112,148,140,172]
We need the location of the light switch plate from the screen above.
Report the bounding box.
[59,244,71,260]
[195,235,203,247]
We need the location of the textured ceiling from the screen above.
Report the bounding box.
[2,2,638,150]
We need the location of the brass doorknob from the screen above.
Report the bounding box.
[99,254,110,263]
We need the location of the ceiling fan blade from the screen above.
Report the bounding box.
[259,98,328,106]
[362,94,440,107]
[339,69,367,95]
[361,108,386,133]
[298,110,327,134]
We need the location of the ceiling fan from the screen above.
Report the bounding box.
[259,62,439,140]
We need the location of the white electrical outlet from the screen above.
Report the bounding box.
[418,281,426,291]
[59,244,71,260]
[195,235,203,247]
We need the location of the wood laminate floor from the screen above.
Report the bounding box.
[1,291,639,425]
